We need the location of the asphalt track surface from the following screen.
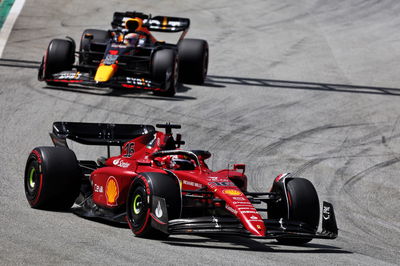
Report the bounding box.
[1,0,400,265]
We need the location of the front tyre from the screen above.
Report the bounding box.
[24,147,81,210]
[271,178,320,245]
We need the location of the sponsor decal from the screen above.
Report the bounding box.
[233,201,252,205]
[94,184,103,193]
[232,197,247,201]
[222,189,243,196]
[323,206,331,220]
[250,215,259,220]
[113,158,130,168]
[56,72,82,80]
[183,180,202,188]
[155,201,163,218]
[212,216,221,228]
[208,176,219,181]
[256,225,262,229]
[242,210,258,214]
[279,218,286,230]
[225,205,238,215]
[238,207,254,210]
[209,181,235,187]
[105,176,119,206]
[125,77,152,87]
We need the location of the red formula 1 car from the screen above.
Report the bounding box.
[24,122,337,244]
[37,11,209,97]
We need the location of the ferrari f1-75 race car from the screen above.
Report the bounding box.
[24,122,337,244]
[38,11,209,96]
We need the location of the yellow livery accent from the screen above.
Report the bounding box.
[94,65,117,82]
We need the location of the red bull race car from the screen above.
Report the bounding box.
[24,122,337,244]
[38,11,209,96]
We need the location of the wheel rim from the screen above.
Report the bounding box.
[133,194,143,215]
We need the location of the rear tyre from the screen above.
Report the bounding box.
[178,39,208,84]
[126,173,181,238]
[79,29,110,66]
[43,39,75,86]
[152,49,178,97]
[271,178,320,245]
[24,147,81,210]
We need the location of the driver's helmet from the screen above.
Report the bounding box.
[163,155,196,170]
[124,33,139,46]
[125,18,144,32]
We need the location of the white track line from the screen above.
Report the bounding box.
[0,0,26,57]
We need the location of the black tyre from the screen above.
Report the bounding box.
[126,172,181,238]
[79,29,110,65]
[43,39,75,85]
[271,178,320,245]
[151,49,178,97]
[24,147,81,210]
[178,39,208,84]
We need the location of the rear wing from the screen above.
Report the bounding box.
[50,121,155,147]
[112,11,190,33]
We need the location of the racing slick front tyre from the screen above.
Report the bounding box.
[178,39,208,85]
[24,147,81,210]
[151,49,178,97]
[79,29,110,65]
[273,178,320,245]
[126,172,181,238]
[43,39,75,86]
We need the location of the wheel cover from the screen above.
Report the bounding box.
[133,194,143,215]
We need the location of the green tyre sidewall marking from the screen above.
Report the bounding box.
[29,167,36,189]
[133,194,142,215]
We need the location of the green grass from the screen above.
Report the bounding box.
[0,0,15,29]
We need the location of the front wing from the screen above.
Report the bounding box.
[167,201,338,239]
[43,70,165,92]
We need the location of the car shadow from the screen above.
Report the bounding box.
[163,234,351,254]
[43,83,196,101]
[206,75,400,96]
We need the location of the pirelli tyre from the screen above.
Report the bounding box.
[41,39,75,86]
[152,49,179,97]
[126,172,181,238]
[24,147,81,210]
[178,39,208,85]
[270,177,320,245]
[79,29,110,65]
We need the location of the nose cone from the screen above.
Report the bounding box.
[94,64,117,82]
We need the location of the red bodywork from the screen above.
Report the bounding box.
[89,130,266,236]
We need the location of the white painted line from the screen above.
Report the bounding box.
[0,0,26,58]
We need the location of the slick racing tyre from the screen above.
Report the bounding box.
[79,29,110,65]
[24,147,81,210]
[43,39,75,86]
[271,178,320,245]
[151,49,179,97]
[178,39,208,85]
[126,172,181,238]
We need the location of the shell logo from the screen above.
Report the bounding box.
[105,176,119,206]
[222,189,243,196]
